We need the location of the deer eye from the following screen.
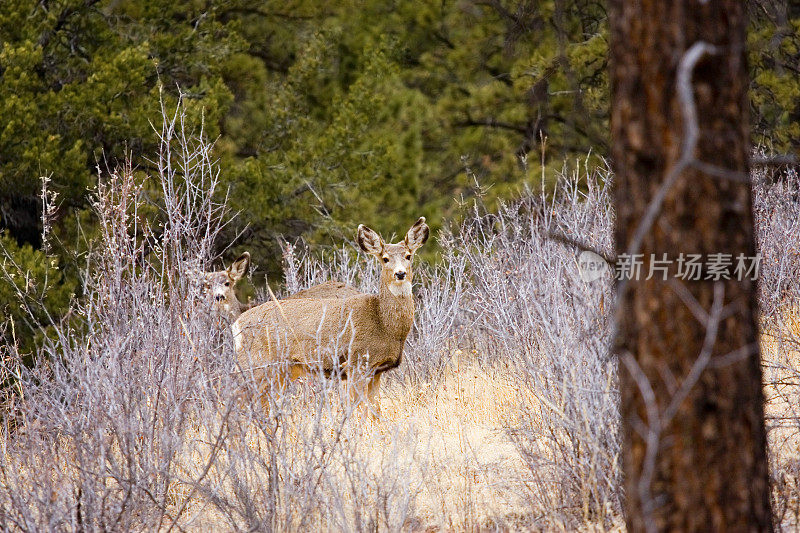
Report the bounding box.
[224,281,230,287]
[382,257,389,263]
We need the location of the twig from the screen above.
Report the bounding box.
[662,283,724,423]
[546,231,616,266]
[623,42,719,264]
[751,154,798,166]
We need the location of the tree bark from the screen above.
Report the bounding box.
[608,2,773,531]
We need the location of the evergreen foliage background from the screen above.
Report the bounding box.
[1,0,797,350]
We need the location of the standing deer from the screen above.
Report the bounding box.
[232,217,430,417]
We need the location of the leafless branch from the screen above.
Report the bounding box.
[624,42,719,262]
[546,231,616,266]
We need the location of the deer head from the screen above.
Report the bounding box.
[357,217,429,297]
[197,252,250,320]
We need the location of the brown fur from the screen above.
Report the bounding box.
[286,280,361,301]
[232,218,430,416]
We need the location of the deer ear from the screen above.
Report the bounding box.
[357,225,383,256]
[404,217,429,252]
[228,252,250,281]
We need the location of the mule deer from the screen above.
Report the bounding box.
[232,217,430,416]
[196,252,251,321]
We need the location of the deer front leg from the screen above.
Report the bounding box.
[345,371,381,419]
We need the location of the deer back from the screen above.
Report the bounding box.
[233,293,412,375]
[286,280,361,300]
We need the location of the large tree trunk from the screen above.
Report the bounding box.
[608,2,773,531]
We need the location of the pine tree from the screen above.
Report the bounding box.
[609,1,773,529]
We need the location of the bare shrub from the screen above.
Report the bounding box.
[753,161,800,320]
[0,115,199,528]
[0,99,243,530]
[2,94,797,530]
[280,241,379,297]
[0,101,428,531]
[753,160,800,528]
[447,164,619,528]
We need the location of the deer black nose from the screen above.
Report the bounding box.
[215,294,225,301]
[395,271,406,281]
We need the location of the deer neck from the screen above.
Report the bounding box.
[222,299,243,322]
[378,282,415,339]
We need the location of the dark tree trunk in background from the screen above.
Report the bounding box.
[608,2,773,531]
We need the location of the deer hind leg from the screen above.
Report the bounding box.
[365,372,382,419]
[288,363,307,382]
[256,363,307,413]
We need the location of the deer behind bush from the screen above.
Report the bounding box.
[196,252,251,321]
[232,217,430,416]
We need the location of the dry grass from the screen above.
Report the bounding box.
[1,109,796,530]
[762,307,800,529]
[145,311,794,531]
[133,349,624,531]
[379,357,533,529]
